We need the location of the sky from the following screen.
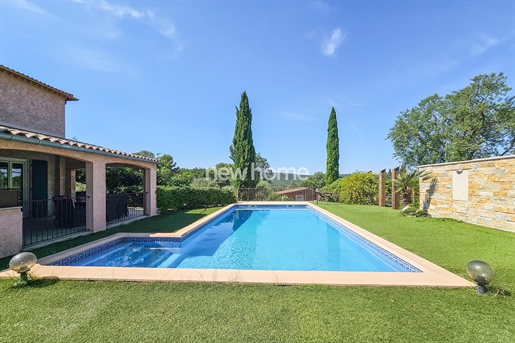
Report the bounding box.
[1,0,514,175]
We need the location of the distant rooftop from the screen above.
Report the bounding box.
[276,187,313,194]
[0,64,78,101]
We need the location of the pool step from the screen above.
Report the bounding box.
[156,253,181,268]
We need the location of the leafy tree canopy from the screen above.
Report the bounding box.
[255,153,272,180]
[387,73,515,167]
[133,150,155,159]
[300,172,326,189]
[156,154,180,186]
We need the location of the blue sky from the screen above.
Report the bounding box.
[1,1,514,174]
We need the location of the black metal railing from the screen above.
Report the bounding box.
[22,193,146,246]
[106,192,145,226]
[22,197,87,246]
[236,188,318,202]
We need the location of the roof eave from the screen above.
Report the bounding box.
[0,64,78,101]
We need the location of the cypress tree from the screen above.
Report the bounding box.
[229,91,257,188]
[326,107,340,185]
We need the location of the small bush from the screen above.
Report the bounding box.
[414,209,429,217]
[401,206,417,216]
[156,186,236,212]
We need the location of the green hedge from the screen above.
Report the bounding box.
[338,172,378,205]
[156,186,236,212]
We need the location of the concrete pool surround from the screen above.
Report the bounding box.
[0,202,473,287]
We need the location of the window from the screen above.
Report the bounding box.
[0,158,28,206]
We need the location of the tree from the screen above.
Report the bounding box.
[76,167,142,194]
[300,172,326,189]
[255,153,273,180]
[394,168,433,206]
[326,107,340,185]
[156,154,179,186]
[287,180,298,189]
[229,91,257,188]
[213,162,233,188]
[256,180,272,189]
[387,73,515,167]
[133,150,155,159]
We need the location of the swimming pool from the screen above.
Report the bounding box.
[51,205,420,272]
[4,202,472,286]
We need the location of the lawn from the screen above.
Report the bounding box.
[0,204,514,342]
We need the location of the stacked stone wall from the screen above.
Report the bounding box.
[419,156,515,232]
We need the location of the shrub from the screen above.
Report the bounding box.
[338,172,378,205]
[401,205,417,216]
[321,178,344,202]
[414,209,429,217]
[156,186,236,212]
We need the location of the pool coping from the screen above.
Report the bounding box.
[0,202,474,287]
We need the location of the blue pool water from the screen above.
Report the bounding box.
[56,205,420,272]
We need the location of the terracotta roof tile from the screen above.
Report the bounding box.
[0,64,78,101]
[0,125,157,163]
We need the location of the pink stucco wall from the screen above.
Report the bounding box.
[0,207,23,258]
[0,70,67,137]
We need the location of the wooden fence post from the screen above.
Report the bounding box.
[392,167,400,210]
[379,169,386,207]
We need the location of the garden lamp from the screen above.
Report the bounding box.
[466,260,495,294]
[9,252,37,287]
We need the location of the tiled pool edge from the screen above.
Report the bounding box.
[36,203,240,266]
[0,202,474,287]
[306,206,421,273]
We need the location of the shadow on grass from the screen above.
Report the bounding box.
[0,208,219,270]
[3,278,60,292]
[28,278,60,289]
[488,285,512,297]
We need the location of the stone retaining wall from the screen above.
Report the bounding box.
[419,156,515,232]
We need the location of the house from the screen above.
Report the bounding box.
[0,64,158,258]
[418,155,515,232]
[276,187,317,201]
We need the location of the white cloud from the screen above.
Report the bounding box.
[5,0,55,17]
[97,0,145,19]
[471,33,500,55]
[73,0,178,41]
[150,17,176,40]
[348,121,364,140]
[322,28,346,56]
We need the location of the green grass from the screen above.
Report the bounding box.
[1,204,514,342]
[317,203,515,287]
